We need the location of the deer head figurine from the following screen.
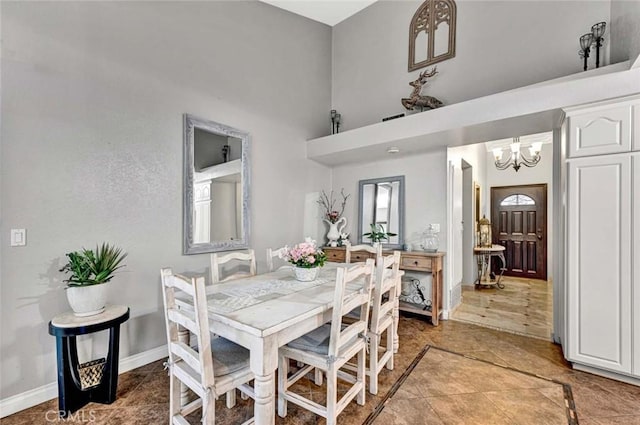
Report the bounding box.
[401,66,443,111]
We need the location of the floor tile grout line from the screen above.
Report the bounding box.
[361,344,432,425]
[429,346,579,425]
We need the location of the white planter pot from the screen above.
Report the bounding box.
[66,283,110,317]
[294,267,320,282]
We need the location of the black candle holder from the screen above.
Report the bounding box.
[591,22,606,69]
[330,110,341,135]
[579,33,593,71]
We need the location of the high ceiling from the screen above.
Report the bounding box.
[259,1,377,26]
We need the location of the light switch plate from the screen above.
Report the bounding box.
[10,229,26,246]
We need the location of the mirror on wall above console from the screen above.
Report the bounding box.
[183,114,250,255]
[358,176,405,249]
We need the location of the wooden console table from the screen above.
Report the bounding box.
[323,247,445,325]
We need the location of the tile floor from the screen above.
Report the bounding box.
[452,276,553,340]
[3,317,640,424]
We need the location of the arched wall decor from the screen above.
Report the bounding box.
[408,0,457,72]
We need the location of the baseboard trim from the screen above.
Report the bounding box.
[572,362,640,386]
[0,345,167,418]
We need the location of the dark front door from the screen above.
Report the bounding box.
[491,184,547,280]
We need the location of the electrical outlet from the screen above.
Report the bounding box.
[10,229,26,246]
[430,223,440,233]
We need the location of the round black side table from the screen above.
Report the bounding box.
[48,305,130,417]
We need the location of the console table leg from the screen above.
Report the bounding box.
[56,336,87,417]
[97,324,121,403]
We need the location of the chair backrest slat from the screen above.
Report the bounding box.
[210,249,256,283]
[165,272,196,295]
[328,259,375,357]
[167,309,198,335]
[346,244,382,264]
[170,341,202,374]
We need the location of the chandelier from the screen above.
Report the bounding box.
[493,137,542,172]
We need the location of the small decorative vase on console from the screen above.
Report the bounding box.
[324,216,347,247]
[294,266,320,282]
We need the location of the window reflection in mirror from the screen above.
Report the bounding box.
[358,176,404,249]
[183,114,250,254]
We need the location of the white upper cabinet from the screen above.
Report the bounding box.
[565,96,639,158]
[567,105,631,158]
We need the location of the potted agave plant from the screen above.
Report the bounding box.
[362,223,397,247]
[60,243,127,316]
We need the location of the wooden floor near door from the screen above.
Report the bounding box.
[451,277,553,340]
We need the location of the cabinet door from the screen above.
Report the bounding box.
[567,154,632,373]
[633,154,640,377]
[568,105,631,158]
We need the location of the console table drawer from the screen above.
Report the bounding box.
[325,249,346,262]
[350,252,373,262]
[401,255,433,271]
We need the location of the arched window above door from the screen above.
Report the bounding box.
[408,0,457,72]
[500,194,536,206]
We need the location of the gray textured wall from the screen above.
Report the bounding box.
[0,1,331,399]
[331,0,612,131]
[610,0,640,66]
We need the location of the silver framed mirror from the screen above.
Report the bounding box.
[183,114,250,254]
[357,176,405,249]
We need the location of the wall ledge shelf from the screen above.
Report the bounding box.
[307,62,639,166]
[195,159,241,183]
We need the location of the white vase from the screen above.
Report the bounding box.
[323,216,347,247]
[66,283,110,317]
[294,266,319,282]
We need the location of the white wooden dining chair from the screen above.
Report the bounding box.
[160,268,255,425]
[210,249,256,283]
[265,247,288,272]
[366,250,401,394]
[345,244,382,264]
[277,260,375,425]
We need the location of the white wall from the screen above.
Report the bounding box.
[485,142,554,279]
[610,0,640,67]
[446,143,488,308]
[0,1,331,400]
[332,0,611,131]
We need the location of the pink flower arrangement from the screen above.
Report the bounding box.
[281,238,328,269]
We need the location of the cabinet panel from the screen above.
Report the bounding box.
[567,155,632,373]
[568,106,631,158]
[633,154,640,376]
[633,105,640,152]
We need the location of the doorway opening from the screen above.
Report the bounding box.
[447,134,554,340]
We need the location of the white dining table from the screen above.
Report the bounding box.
[185,262,400,425]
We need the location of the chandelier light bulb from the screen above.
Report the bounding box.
[492,147,503,161]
